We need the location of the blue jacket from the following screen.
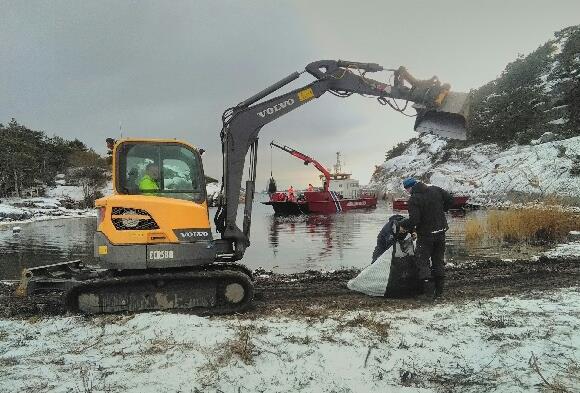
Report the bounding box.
[371,214,405,263]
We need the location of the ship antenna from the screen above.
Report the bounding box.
[334,152,342,174]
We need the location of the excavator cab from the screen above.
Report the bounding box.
[94,139,216,270]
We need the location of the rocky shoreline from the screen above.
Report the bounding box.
[0,197,94,226]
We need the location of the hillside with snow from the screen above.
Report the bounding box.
[371,25,579,203]
[370,134,580,203]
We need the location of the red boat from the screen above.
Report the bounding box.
[263,142,377,215]
[392,195,469,210]
[265,190,377,214]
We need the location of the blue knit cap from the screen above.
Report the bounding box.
[402,177,417,189]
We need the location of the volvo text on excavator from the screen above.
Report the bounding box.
[17,60,469,314]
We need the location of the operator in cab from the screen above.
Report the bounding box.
[139,163,160,193]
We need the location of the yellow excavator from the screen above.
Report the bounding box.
[17,60,469,314]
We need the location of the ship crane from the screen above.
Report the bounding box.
[269,140,332,191]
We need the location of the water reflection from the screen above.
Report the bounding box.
[0,218,97,281]
[244,201,385,273]
[268,214,357,263]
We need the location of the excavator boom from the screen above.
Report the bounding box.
[215,59,469,259]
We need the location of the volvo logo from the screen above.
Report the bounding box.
[179,231,209,238]
[173,228,212,242]
[257,99,295,118]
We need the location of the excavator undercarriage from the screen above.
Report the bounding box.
[18,261,254,314]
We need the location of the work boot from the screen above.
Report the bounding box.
[434,277,445,299]
[416,279,435,301]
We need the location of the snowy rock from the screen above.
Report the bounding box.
[0,204,31,220]
[547,118,568,125]
[531,131,557,145]
[45,185,85,202]
[370,134,580,201]
[569,231,580,241]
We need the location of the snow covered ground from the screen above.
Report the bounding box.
[540,240,580,260]
[0,184,102,226]
[370,134,580,204]
[0,196,95,226]
[0,287,578,392]
[206,181,221,205]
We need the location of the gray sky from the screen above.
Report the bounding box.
[1,0,579,190]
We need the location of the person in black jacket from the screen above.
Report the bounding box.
[399,177,453,298]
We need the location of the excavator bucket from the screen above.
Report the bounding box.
[414,92,470,140]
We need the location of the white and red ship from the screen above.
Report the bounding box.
[263,143,377,215]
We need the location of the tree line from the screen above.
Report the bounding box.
[469,25,580,145]
[0,119,108,203]
[384,25,580,161]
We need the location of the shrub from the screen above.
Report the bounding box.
[570,157,580,176]
[465,207,579,244]
[385,138,417,161]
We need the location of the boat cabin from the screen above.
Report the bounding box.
[321,173,360,199]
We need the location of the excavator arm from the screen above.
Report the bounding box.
[214,60,469,259]
[269,141,332,191]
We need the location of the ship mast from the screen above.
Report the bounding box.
[333,152,342,174]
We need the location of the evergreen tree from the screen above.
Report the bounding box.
[0,119,106,197]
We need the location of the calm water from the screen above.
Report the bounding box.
[0,197,543,280]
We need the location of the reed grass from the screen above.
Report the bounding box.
[465,207,579,244]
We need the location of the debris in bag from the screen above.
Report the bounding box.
[347,236,419,298]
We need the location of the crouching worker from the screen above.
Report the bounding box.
[347,215,419,298]
[371,214,409,263]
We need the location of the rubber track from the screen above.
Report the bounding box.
[65,263,254,315]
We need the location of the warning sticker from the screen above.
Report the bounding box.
[297,88,314,102]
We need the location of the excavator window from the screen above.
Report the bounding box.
[116,142,206,203]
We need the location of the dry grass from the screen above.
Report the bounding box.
[465,207,579,244]
[227,325,258,365]
[465,219,486,243]
[340,314,391,340]
[529,353,577,393]
[477,311,517,329]
[284,334,313,345]
[196,325,262,388]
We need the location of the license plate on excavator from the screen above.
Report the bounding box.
[414,92,470,140]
